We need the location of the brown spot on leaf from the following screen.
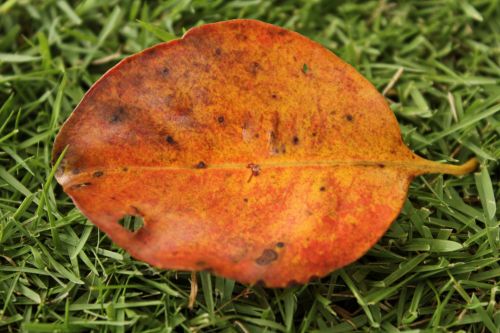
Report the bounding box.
[247,163,260,176]
[93,171,104,178]
[165,135,176,144]
[276,242,285,248]
[248,62,261,75]
[255,249,278,265]
[345,114,353,122]
[236,33,248,41]
[292,136,300,145]
[196,260,207,267]
[110,107,126,124]
[196,161,207,169]
[217,116,225,124]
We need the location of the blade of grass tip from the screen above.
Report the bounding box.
[0,94,15,131]
[37,242,84,285]
[12,194,35,221]
[415,103,500,150]
[469,294,496,333]
[0,112,14,134]
[402,282,425,324]
[365,274,416,305]
[0,129,19,144]
[1,146,35,176]
[57,0,82,25]
[37,31,52,70]
[429,282,454,327]
[1,271,21,319]
[474,166,497,222]
[373,253,428,287]
[0,53,40,63]
[81,6,122,69]
[447,91,458,122]
[0,0,18,14]
[382,67,404,96]
[70,225,92,259]
[339,270,377,328]
[137,20,177,42]
[46,199,61,252]
[17,129,56,150]
[474,165,497,256]
[50,73,67,131]
[0,166,38,204]
[459,0,483,22]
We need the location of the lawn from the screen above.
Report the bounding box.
[0,0,498,332]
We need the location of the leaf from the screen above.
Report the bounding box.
[52,19,477,287]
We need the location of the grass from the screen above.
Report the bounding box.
[0,0,498,332]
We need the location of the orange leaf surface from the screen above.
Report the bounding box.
[53,19,477,287]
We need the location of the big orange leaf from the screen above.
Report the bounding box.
[53,19,477,287]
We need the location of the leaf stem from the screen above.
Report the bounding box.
[413,157,479,176]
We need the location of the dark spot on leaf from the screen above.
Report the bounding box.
[271,94,278,99]
[196,260,207,267]
[320,186,326,192]
[243,198,248,203]
[175,107,192,116]
[292,136,300,145]
[93,171,104,178]
[247,163,260,176]
[345,114,353,122]
[215,48,221,56]
[302,63,309,74]
[161,67,169,76]
[110,107,126,124]
[378,163,385,168]
[236,33,248,41]
[276,242,285,248]
[312,132,317,137]
[255,249,278,265]
[122,167,128,172]
[196,161,207,169]
[248,62,261,75]
[254,133,260,138]
[165,135,176,144]
[217,116,225,123]
[72,168,81,175]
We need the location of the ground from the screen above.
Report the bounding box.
[0,1,498,332]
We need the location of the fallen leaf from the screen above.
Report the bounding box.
[53,19,477,287]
